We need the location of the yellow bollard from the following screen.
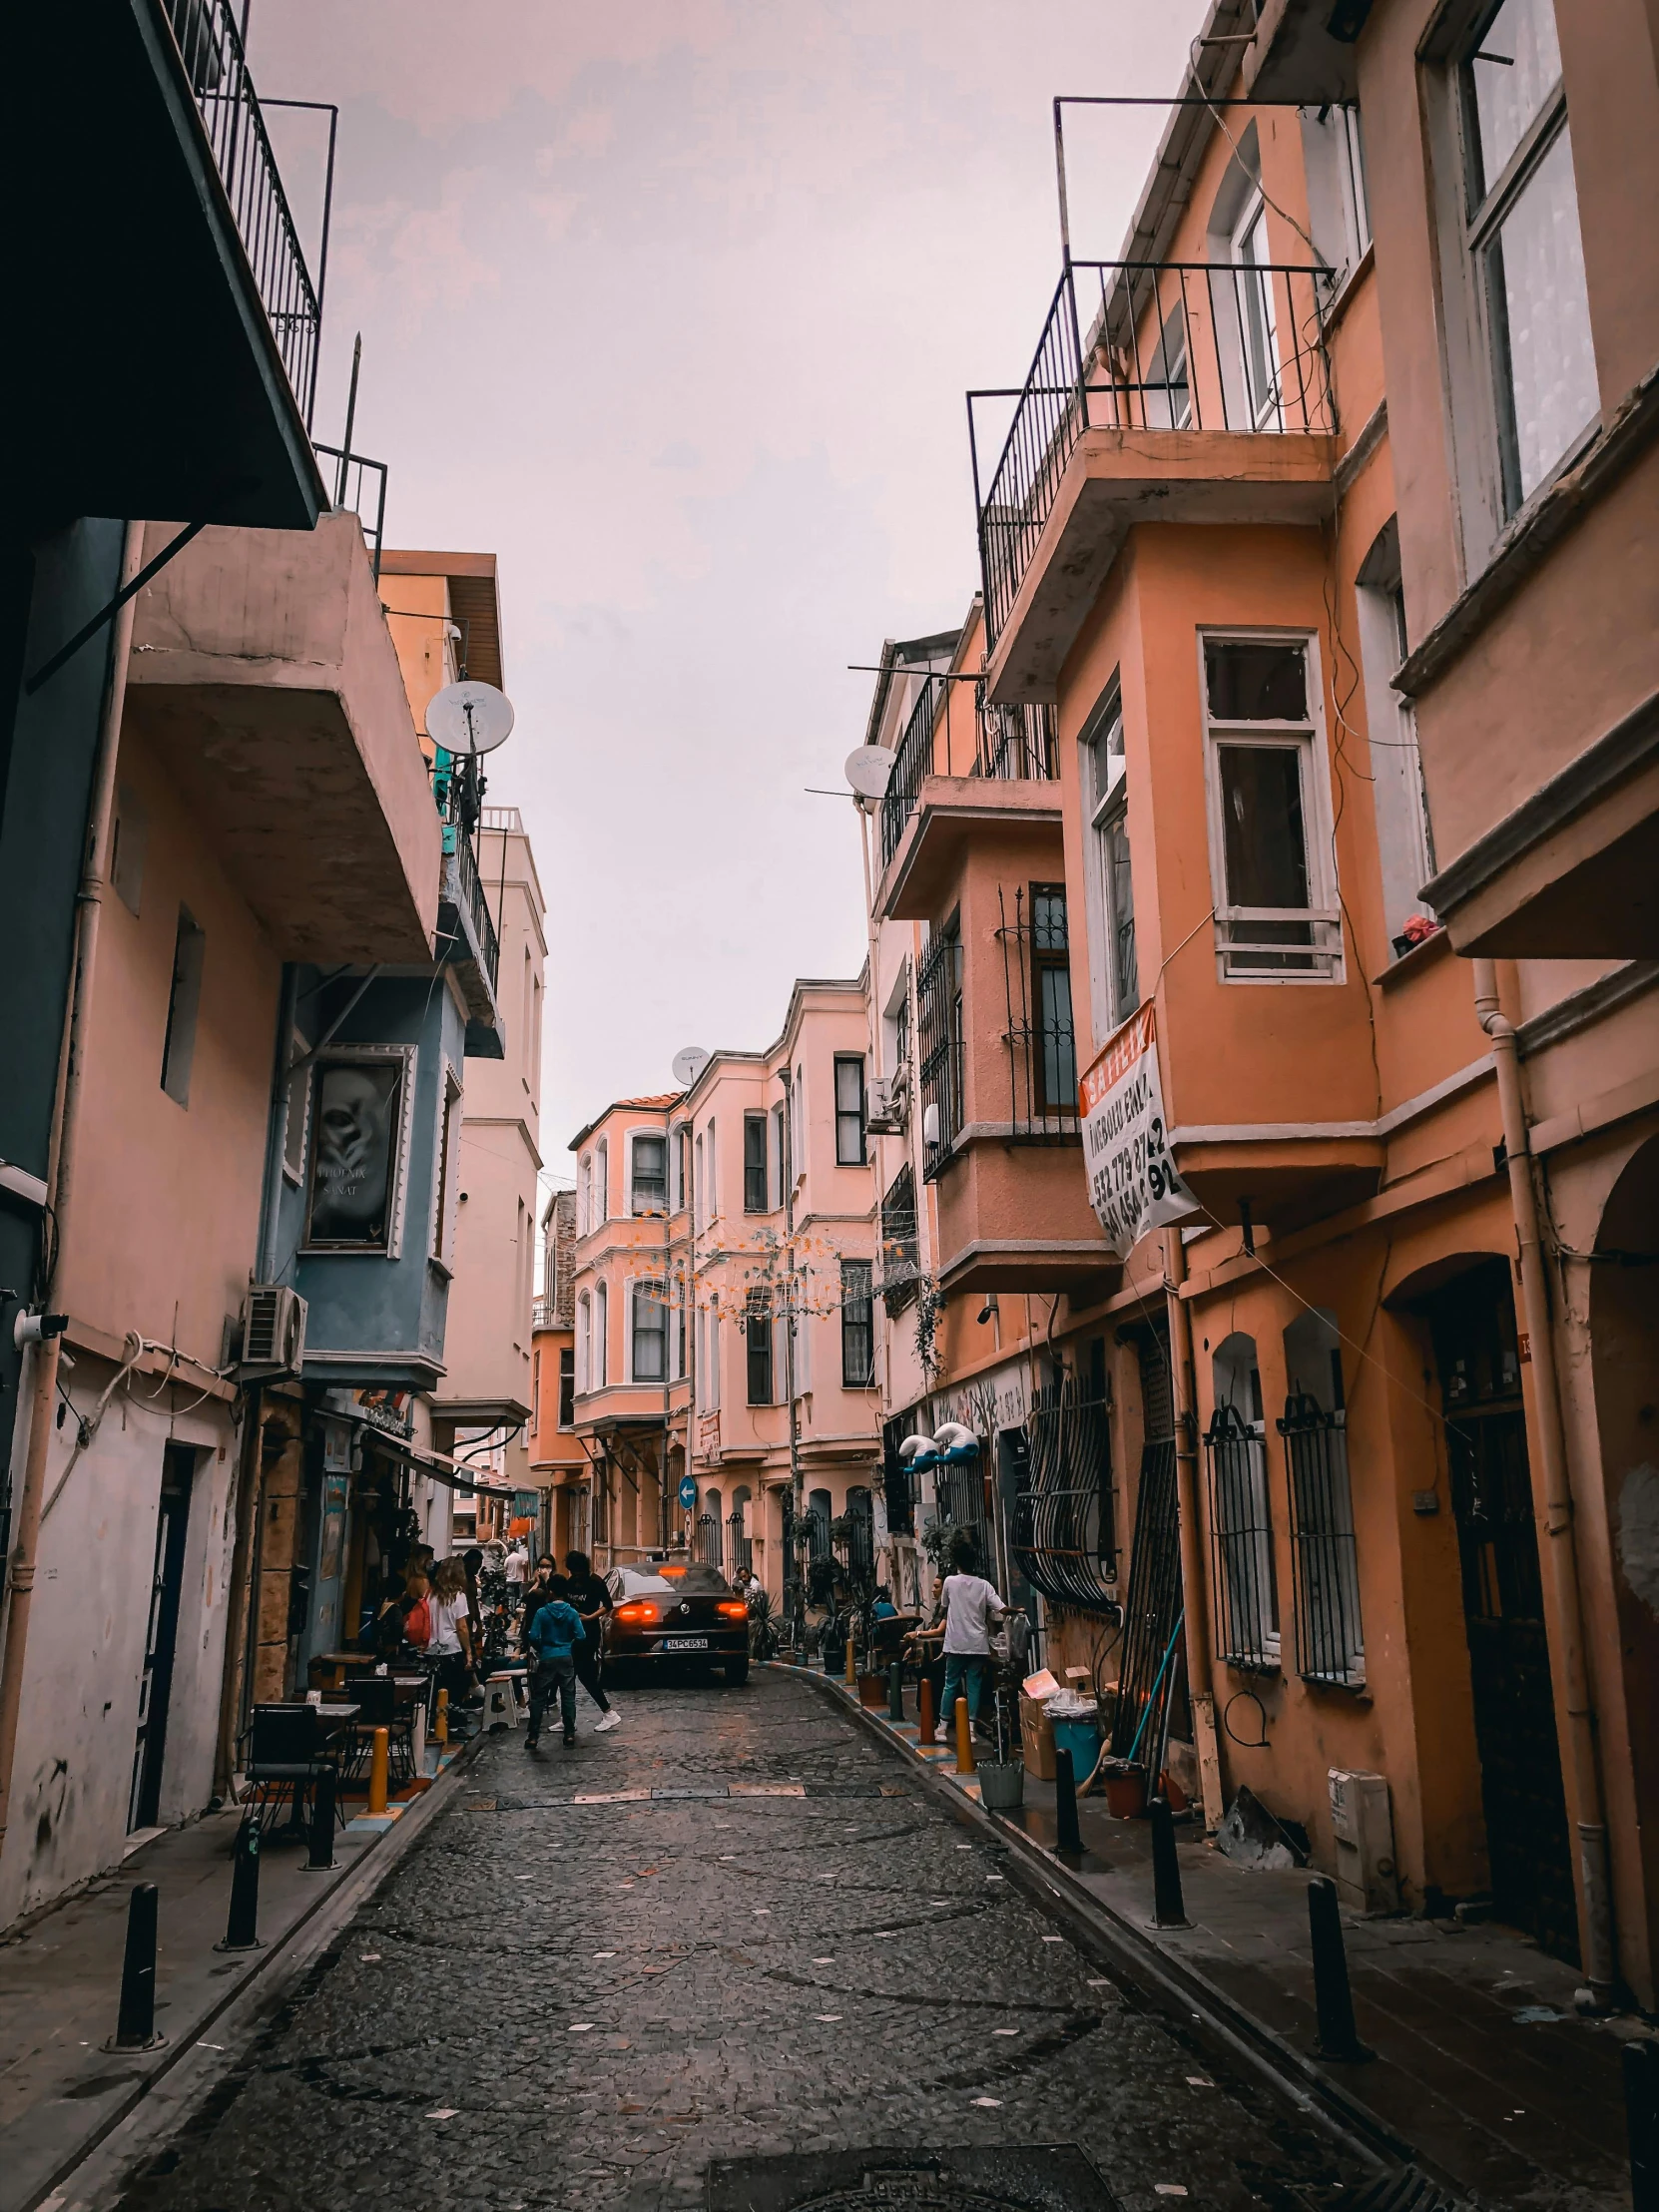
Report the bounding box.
[844,1635,856,1687]
[954,1694,975,1775]
[368,1726,389,1815]
[434,1688,449,1747]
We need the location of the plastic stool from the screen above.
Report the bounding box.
[483,1674,519,1733]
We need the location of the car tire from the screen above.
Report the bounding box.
[724,1656,750,1687]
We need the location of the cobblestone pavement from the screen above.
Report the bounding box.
[112,1669,1374,2212]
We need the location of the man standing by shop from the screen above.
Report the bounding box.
[564,1550,620,1734]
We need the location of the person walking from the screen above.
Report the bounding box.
[428,1556,476,1730]
[504,1539,528,1602]
[524,1573,586,1749]
[915,1535,1006,1740]
[563,1550,620,1733]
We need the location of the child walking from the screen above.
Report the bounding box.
[525,1573,585,1749]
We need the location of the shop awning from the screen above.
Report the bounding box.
[324,1408,515,1495]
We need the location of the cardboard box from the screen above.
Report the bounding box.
[1019,1693,1056,1782]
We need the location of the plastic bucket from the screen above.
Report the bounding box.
[1051,1718,1102,1783]
[977,1760,1025,1812]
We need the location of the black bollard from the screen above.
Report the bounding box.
[1308,1874,1374,2061]
[887,1661,905,1722]
[303,1770,338,1872]
[107,1884,164,2051]
[1054,1746,1083,1857]
[216,1819,265,1951]
[1149,1796,1191,1929]
[1628,2038,1659,2212]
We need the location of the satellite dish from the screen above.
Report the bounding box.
[427,680,515,756]
[843,747,895,803]
[672,1045,711,1088]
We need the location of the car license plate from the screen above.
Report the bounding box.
[662,1635,709,1652]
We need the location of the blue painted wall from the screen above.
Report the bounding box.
[269,972,465,1386]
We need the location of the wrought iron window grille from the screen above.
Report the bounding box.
[1277,1392,1365,1688]
[973,258,1337,649]
[878,1161,920,1314]
[840,1260,875,1387]
[1205,1402,1280,1672]
[434,771,500,991]
[726,1508,753,1576]
[932,1459,990,1567]
[880,1413,917,1537]
[997,885,1080,1141]
[917,918,965,1183]
[1107,1431,1184,1780]
[1016,1376,1118,1616]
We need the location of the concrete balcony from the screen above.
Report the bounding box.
[877,774,1064,923]
[975,259,1338,706]
[933,1135,1117,1299]
[126,511,440,964]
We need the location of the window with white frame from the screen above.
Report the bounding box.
[1080,684,1138,1041]
[1300,104,1371,290]
[632,1281,667,1382]
[1230,192,1284,431]
[1355,518,1437,948]
[594,1139,608,1225]
[632,1131,668,1216]
[1202,635,1342,981]
[840,1260,874,1386]
[1457,0,1597,520]
[705,1117,717,1219]
[833,1055,866,1166]
[694,1132,705,1229]
[578,1153,592,1236]
[576,1292,592,1392]
[595,1281,608,1386]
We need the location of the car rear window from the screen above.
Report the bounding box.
[614,1566,731,1597]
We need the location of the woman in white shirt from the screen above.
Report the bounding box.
[428,1556,475,1724]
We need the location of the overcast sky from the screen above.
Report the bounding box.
[249,2,1206,1175]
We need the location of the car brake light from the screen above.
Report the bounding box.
[615,1602,658,1623]
[717,1600,748,1618]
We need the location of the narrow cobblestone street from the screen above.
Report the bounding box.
[109,1671,1369,2212]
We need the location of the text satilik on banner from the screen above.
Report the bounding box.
[1077,1002,1200,1258]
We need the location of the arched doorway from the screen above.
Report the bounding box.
[1420,1258,1576,1960]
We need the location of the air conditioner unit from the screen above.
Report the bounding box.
[1329,1769,1399,1915]
[865,1076,902,1135]
[238,1285,307,1379]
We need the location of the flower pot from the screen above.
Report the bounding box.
[856,1672,887,1709]
[1100,1762,1146,1821]
[977,1760,1025,1812]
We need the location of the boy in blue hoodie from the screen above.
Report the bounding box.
[525,1573,586,1748]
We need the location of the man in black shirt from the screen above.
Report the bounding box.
[564,1550,620,1732]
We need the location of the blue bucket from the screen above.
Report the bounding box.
[1051,1717,1102,1782]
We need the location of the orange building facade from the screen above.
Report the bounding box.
[860,0,1659,2007]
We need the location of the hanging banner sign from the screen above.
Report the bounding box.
[1078,1003,1200,1258]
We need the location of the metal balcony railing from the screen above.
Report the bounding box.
[878,676,1058,869]
[973,258,1337,647]
[313,444,387,576]
[447,808,501,991]
[878,1161,919,1314]
[161,0,323,425]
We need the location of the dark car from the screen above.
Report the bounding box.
[603,1562,751,1684]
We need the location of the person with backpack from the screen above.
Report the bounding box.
[524,1573,586,1749]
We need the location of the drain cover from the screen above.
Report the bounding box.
[707,2145,1122,2212]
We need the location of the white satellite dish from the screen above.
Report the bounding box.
[672,1045,711,1088]
[427,680,515,756]
[843,746,895,804]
